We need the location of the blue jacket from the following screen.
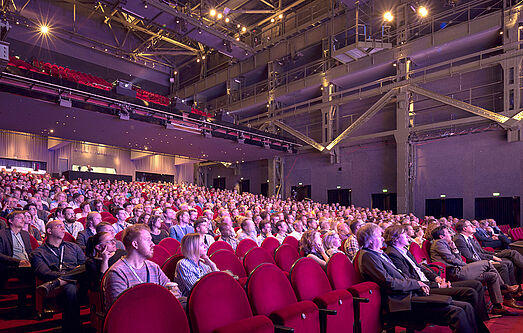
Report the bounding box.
[169,224,194,242]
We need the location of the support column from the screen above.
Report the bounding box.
[268,157,283,198]
[501,7,522,116]
[395,85,412,214]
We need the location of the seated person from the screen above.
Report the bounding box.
[169,210,194,242]
[323,230,344,257]
[103,224,182,311]
[24,203,46,237]
[0,211,33,286]
[357,223,482,333]
[474,220,504,249]
[217,222,239,250]
[344,220,364,261]
[237,217,260,245]
[174,233,218,297]
[148,215,168,245]
[22,210,42,242]
[30,220,86,333]
[256,220,273,245]
[85,232,126,292]
[96,222,125,250]
[63,207,84,239]
[299,230,330,268]
[274,221,289,244]
[76,212,102,251]
[194,217,215,248]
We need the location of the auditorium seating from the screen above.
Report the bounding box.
[282,236,299,251]
[510,227,523,241]
[150,245,171,266]
[210,249,249,286]
[103,283,189,333]
[208,240,234,256]
[161,254,184,281]
[188,271,274,333]
[274,244,301,273]
[236,238,258,259]
[290,257,355,333]
[158,237,181,256]
[260,236,280,254]
[243,247,276,274]
[247,263,320,332]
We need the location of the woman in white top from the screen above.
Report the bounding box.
[323,230,344,257]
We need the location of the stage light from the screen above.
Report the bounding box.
[225,17,230,23]
[237,24,241,28]
[210,9,216,17]
[197,58,201,63]
[278,14,283,19]
[241,26,246,32]
[40,25,49,34]
[383,11,393,22]
[418,6,428,17]
[202,55,206,60]
[235,37,240,41]
[217,13,223,20]
[270,18,275,23]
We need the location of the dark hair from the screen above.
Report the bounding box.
[431,226,447,240]
[23,203,37,210]
[7,210,24,222]
[95,221,113,233]
[383,225,406,246]
[193,217,207,230]
[176,209,189,221]
[259,220,271,232]
[349,220,363,234]
[454,219,468,233]
[147,215,162,230]
[356,223,380,248]
[85,232,110,258]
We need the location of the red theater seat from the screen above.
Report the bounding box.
[150,245,171,266]
[236,238,258,259]
[207,240,234,256]
[282,236,299,251]
[210,249,248,286]
[274,244,300,273]
[243,247,275,274]
[103,283,189,333]
[260,236,280,255]
[158,237,181,255]
[161,254,184,281]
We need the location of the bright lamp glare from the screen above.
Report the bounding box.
[217,13,223,20]
[383,11,393,22]
[210,9,216,17]
[40,25,49,34]
[418,6,428,17]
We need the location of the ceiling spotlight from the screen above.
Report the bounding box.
[176,18,180,24]
[237,24,241,28]
[241,26,246,32]
[210,9,216,17]
[383,11,394,22]
[217,13,223,20]
[270,18,275,23]
[40,25,50,34]
[278,14,283,19]
[197,58,201,63]
[143,1,148,8]
[173,71,178,75]
[235,37,240,41]
[198,28,202,34]
[418,6,428,17]
[202,55,206,60]
[225,17,230,23]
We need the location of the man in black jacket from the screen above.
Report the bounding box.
[383,225,489,323]
[357,223,482,333]
[0,211,33,286]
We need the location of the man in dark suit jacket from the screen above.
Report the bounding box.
[383,225,489,322]
[474,220,504,248]
[356,223,480,333]
[0,211,34,285]
[431,226,518,315]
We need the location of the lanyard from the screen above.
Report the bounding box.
[122,258,150,284]
[46,243,64,271]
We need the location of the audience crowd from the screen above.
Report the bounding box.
[1,168,523,332]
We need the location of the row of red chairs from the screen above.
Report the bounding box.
[509,227,523,241]
[133,86,170,106]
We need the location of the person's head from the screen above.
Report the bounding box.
[432,226,451,242]
[176,210,190,225]
[96,221,116,236]
[299,229,320,254]
[163,207,176,221]
[93,200,103,212]
[86,231,117,258]
[307,218,318,230]
[203,209,213,220]
[189,209,198,222]
[337,222,350,236]
[455,219,475,236]
[46,220,66,240]
[7,211,25,230]
[194,217,209,235]
[293,220,304,233]
[115,208,127,222]
[147,215,163,231]
[241,218,255,234]
[276,221,288,235]
[137,212,151,225]
[86,211,102,228]
[24,203,38,217]
[63,207,75,224]
[122,224,153,258]
[356,223,382,250]
[218,222,235,238]
[80,201,91,213]
[6,196,18,209]
[180,233,205,260]
[413,225,424,238]
[323,231,341,250]
[350,220,364,235]
[259,220,272,235]
[383,225,409,247]
[403,224,414,237]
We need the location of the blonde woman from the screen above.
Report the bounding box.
[299,230,330,268]
[323,231,343,257]
[174,233,218,297]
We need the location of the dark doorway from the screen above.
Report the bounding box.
[213,177,226,190]
[475,196,520,228]
[425,198,463,219]
[240,179,250,193]
[261,183,269,197]
[135,171,174,183]
[371,193,397,214]
[328,189,352,206]
[291,185,311,201]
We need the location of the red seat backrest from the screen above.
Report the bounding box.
[261,236,280,255]
[210,249,247,278]
[158,237,181,255]
[408,242,427,263]
[77,217,87,227]
[207,240,234,256]
[326,252,361,289]
[421,240,433,262]
[150,245,171,266]
[161,254,184,281]
[274,244,300,273]
[243,247,275,274]
[63,232,76,242]
[29,234,39,250]
[282,236,299,251]
[247,263,298,316]
[115,230,124,241]
[103,216,117,224]
[236,238,258,259]
[104,283,189,333]
[100,212,113,219]
[290,257,332,301]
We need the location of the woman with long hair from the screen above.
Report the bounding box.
[85,231,126,291]
[299,229,330,268]
[148,215,168,245]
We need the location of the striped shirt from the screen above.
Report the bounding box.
[174,258,212,297]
